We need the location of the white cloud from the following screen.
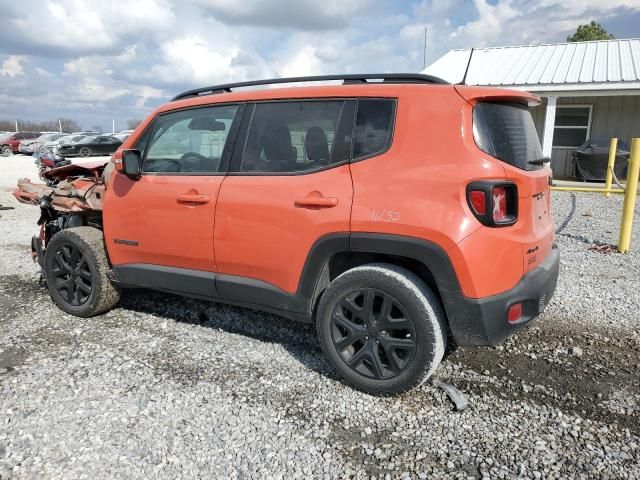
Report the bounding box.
[0,0,639,129]
[0,56,26,77]
[146,33,278,88]
[194,0,373,30]
[4,0,175,55]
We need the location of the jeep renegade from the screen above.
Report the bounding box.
[18,74,559,395]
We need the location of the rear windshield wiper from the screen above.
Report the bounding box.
[528,157,551,166]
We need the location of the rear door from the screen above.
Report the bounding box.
[213,99,355,301]
[104,103,244,278]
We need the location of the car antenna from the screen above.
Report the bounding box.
[459,48,474,85]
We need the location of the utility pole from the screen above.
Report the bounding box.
[15,120,18,132]
[112,119,115,134]
[423,27,428,70]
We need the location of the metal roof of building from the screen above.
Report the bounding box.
[423,39,640,93]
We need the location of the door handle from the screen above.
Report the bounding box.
[177,194,210,204]
[294,196,338,209]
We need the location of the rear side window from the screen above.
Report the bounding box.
[352,99,395,160]
[473,102,543,171]
[240,101,345,173]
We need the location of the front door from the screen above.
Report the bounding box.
[104,103,243,278]
[214,100,355,300]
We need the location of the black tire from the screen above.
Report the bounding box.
[43,227,120,317]
[316,263,447,396]
[1,145,12,156]
[79,146,91,157]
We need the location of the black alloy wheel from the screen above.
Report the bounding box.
[51,243,93,306]
[330,288,416,380]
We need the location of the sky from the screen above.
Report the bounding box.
[0,0,639,131]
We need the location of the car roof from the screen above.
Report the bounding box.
[161,74,538,115]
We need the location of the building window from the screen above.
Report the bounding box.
[552,105,592,148]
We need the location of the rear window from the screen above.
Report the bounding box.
[473,102,543,171]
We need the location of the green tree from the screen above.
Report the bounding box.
[567,21,614,42]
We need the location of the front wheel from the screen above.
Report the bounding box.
[44,227,120,317]
[79,146,91,157]
[316,263,447,395]
[1,145,12,156]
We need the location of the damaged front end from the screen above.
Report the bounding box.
[13,160,115,268]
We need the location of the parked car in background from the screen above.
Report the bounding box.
[19,133,66,154]
[1,132,40,155]
[42,134,87,153]
[58,135,122,157]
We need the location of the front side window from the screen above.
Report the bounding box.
[552,105,592,148]
[352,99,395,160]
[144,104,240,173]
[240,101,344,173]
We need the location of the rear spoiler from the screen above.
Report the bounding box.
[454,85,541,107]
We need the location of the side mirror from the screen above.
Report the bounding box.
[121,149,141,179]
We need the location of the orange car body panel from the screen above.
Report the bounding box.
[104,173,223,271]
[107,82,555,300]
[214,166,353,293]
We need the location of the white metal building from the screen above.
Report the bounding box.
[424,39,640,178]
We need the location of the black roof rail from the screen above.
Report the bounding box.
[171,73,449,101]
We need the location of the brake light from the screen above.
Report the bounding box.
[469,190,486,215]
[492,186,508,223]
[466,181,518,227]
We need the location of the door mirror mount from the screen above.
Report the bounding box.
[122,149,142,179]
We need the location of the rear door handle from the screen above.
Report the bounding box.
[177,194,211,204]
[294,196,338,209]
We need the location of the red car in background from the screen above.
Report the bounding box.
[0,132,40,155]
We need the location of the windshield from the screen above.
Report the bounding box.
[473,102,544,171]
[79,136,97,144]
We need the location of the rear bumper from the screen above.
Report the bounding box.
[445,245,560,347]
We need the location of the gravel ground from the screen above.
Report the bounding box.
[0,155,638,479]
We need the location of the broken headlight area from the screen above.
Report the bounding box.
[13,160,114,267]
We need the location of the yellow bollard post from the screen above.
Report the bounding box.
[604,137,618,197]
[618,138,640,253]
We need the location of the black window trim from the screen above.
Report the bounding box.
[138,102,247,177]
[132,95,397,178]
[350,97,398,164]
[227,97,357,177]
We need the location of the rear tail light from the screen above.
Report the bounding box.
[492,186,508,223]
[469,190,486,215]
[466,181,518,227]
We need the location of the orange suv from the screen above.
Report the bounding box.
[25,74,559,395]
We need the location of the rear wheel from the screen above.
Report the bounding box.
[79,146,91,157]
[1,145,12,156]
[316,263,447,395]
[44,227,120,317]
